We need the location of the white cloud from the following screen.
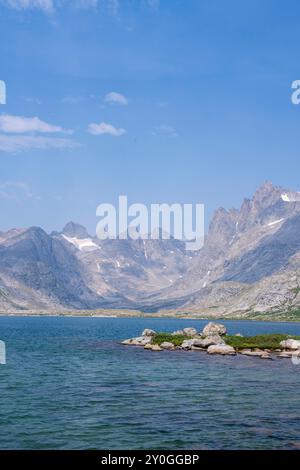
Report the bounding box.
[152,124,178,137]
[147,0,159,9]
[3,0,54,13]
[0,135,78,152]
[2,0,157,15]
[105,0,119,16]
[74,0,98,8]
[104,91,128,106]
[88,122,126,137]
[62,95,84,104]
[24,97,42,105]
[0,181,35,200]
[2,0,99,11]
[0,114,72,134]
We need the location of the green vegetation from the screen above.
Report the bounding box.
[226,334,300,350]
[151,332,300,350]
[152,333,191,347]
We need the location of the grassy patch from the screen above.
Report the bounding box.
[152,333,190,347]
[151,332,300,350]
[225,334,300,350]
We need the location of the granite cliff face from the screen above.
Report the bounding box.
[1,182,300,317]
[148,181,300,316]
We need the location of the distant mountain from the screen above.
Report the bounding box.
[61,221,90,239]
[1,181,300,317]
[147,181,300,316]
[0,226,124,311]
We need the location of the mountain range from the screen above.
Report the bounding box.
[1,181,300,318]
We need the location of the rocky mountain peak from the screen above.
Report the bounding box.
[61,222,90,239]
[252,181,283,208]
[207,207,238,248]
[206,182,292,246]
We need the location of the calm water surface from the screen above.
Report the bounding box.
[0,316,300,450]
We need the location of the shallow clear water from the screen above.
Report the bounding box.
[0,316,300,450]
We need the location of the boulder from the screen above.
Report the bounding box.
[172,330,184,336]
[181,339,197,349]
[151,344,162,351]
[194,335,225,348]
[207,344,236,355]
[122,336,152,346]
[183,327,198,337]
[122,339,133,345]
[144,343,162,351]
[279,339,300,350]
[142,329,156,337]
[160,342,175,350]
[202,322,227,337]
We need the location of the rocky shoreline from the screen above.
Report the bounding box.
[122,322,300,360]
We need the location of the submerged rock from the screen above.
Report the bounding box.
[207,344,236,355]
[240,349,272,359]
[277,350,300,358]
[202,322,227,337]
[260,353,272,360]
[183,327,198,337]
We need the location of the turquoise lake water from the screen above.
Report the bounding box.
[0,316,300,450]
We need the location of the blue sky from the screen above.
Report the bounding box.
[1,0,300,233]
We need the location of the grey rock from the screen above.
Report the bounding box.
[240,349,271,359]
[142,329,156,337]
[160,341,175,350]
[171,330,184,336]
[181,339,197,349]
[280,339,300,350]
[144,343,162,351]
[183,327,198,337]
[122,336,152,346]
[277,351,294,358]
[194,335,225,348]
[207,344,236,355]
[202,322,227,337]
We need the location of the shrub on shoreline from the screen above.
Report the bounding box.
[225,334,300,350]
[152,333,190,347]
[152,332,300,350]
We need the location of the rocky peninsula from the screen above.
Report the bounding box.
[122,322,300,360]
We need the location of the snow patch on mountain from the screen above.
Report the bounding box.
[62,235,100,251]
[267,218,285,227]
